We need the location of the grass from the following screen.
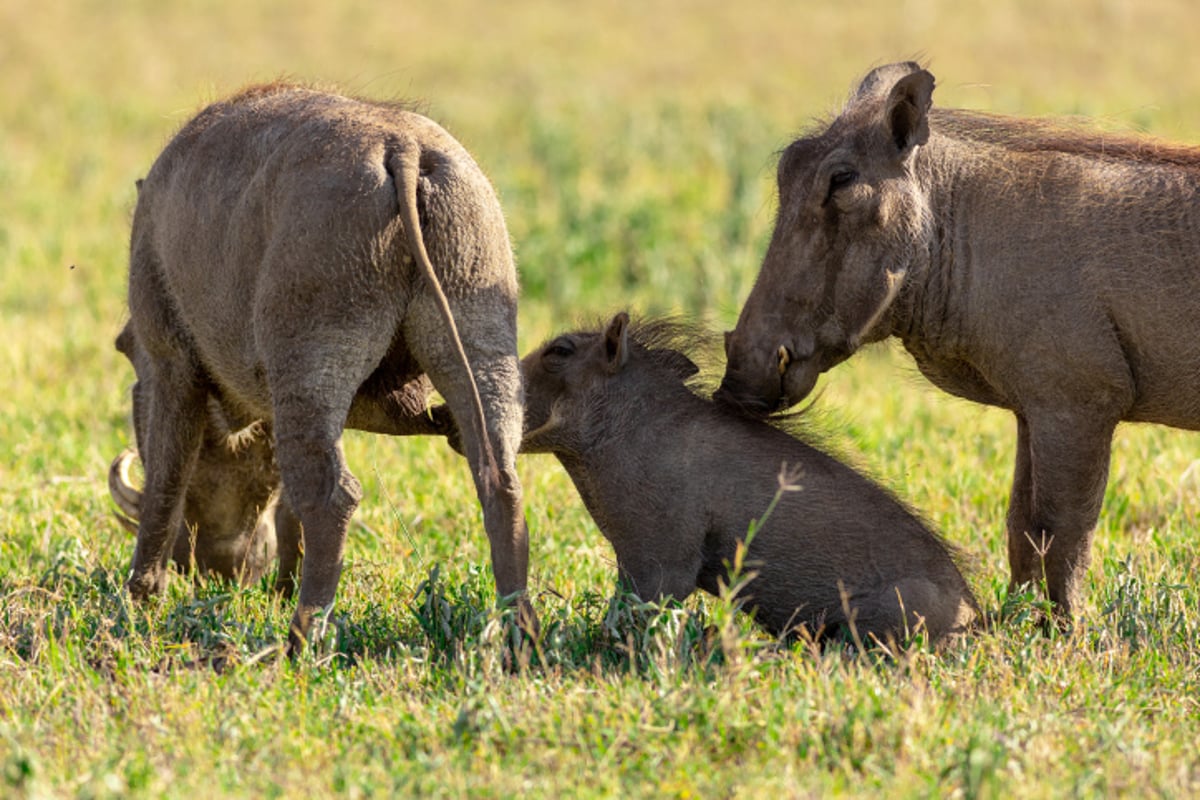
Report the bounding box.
[2,0,1200,796]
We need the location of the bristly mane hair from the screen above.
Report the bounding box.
[933,108,1200,171]
[615,314,825,440]
[794,93,1200,173]
[623,314,722,387]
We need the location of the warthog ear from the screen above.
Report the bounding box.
[885,68,935,157]
[605,312,631,373]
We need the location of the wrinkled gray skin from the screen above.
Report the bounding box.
[110,321,299,589]
[718,62,1200,618]
[123,83,531,653]
[522,313,976,645]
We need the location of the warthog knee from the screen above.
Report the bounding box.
[292,470,361,529]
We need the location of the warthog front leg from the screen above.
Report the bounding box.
[1006,411,1115,618]
[126,362,208,600]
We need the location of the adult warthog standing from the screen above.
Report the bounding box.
[522,313,976,645]
[122,82,532,652]
[718,62,1200,617]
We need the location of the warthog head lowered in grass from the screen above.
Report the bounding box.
[111,322,300,589]
[108,432,284,587]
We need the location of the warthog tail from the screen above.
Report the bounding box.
[390,142,501,494]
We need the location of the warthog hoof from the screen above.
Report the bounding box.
[514,594,540,639]
[286,604,338,659]
[126,568,168,601]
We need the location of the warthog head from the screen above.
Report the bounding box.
[111,322,285,585]
[519,313,701,456]
[108,419,282,584]
[717,62,935,413]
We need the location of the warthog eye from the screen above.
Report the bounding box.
[825,169,858,203]
[541,339,575,374]
[543,338,576,363]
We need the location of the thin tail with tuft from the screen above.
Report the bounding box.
[390,142,501,493]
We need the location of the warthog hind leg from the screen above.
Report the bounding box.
[260,310,393,653]
[404,296,535,634]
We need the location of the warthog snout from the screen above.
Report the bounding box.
[714,345,821,415]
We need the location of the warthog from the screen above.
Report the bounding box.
[718,61,1200,617]
[521,313,976,645]
[122,82,531,651]
[109,320,297,587]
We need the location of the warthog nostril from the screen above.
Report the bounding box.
[777,345,792,376]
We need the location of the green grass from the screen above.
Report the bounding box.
[3,0,1200,796]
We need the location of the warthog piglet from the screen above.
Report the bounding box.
[522,313,977,645]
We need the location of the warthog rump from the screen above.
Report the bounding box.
[522,313,976,646]
[120,82,532,652]
[719,62,1200,617]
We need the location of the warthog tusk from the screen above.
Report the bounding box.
[777,346,791,376]
[521,401,565,450]
[108,448,142,534]
[849,268,906,350]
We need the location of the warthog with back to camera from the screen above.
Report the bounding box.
[119,82,533,652]
[521,313,976,646]
[718,62,1200,618]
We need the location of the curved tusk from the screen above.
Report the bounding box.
[108,448,142,534]
[520,401,565,452]
[777,345,791,376]
[849,268,907,350]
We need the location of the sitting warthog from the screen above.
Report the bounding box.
[122,82,531,652]
[521,313,976,645]
[718,62,1200,618]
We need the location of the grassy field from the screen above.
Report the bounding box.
[2,0,1200,796]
